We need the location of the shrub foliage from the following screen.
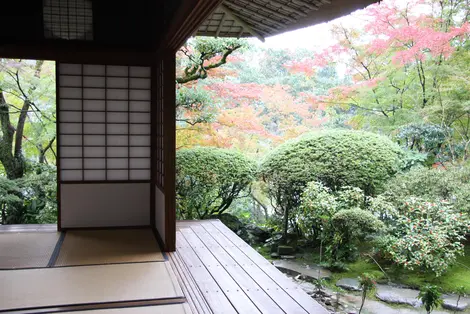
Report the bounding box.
[260,130,402,237]
[176,147,257,219]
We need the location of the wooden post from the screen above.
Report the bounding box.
[163,51,176,252]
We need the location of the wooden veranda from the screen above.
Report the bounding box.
[170,220,328,314]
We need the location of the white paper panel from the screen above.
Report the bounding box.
[108,89,128,100]
[60,64,81,75]
[130,158,150,169]
[130,90,150,101]
[84,88,105,99]
[83,65,105,76]
[107,124,128,135]
[130,101,150,112]
[107,65,128,76]
[60,183,150,227]
[84,76,105,88]
[130,170,150,180]
[130,78,150,89]
[107,77,128,88]
[107,158,128,169]
[60,147,82,158]
[61,87,82,99]
[107,147,128,158]
[107,112,128,123]
[60,99,82,111]
[107,100,128,111]
[60,111,82,123]
[83,123,105,134]
[59,63,153,184]
[84,170,106,181]
[61,170,83,181]
[107,170,129,180]
[60,135,82,146]
[130,136,150,146]
[84,147,105,158]
[84,112,105,123]
[130,147,150,158]
[60,158,82,169]
[83,100,106,111]
[61,76,81,87]
[130,66,150,77]
[130,124,150,135]
[84,135,105,146]
[60,123,82,134]
[107,135,128,146]
[130,112,150,123]
[84,158,106,169]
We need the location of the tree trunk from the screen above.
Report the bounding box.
[0,60,44,179]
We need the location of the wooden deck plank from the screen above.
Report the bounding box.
[199,223,309,314]
[179,228,262,314]
[189,225,285,314]
[208,220,329,314]
[176,232,236,314]
[168,251,212,314]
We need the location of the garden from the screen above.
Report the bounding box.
[1,0,470,312]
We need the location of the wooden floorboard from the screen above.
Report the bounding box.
[176,232,237,314]
[172,220,329,314]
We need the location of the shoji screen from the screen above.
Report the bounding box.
[58,63,151,228]
[58,63,151,182]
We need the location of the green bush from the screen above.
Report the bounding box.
[384,166,470,214]
[176,147,257,219]
[298,182,384,263]
[260,130,402,236]
[1,164,57,224]
[377,197,469,276]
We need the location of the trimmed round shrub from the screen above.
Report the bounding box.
[176,147,257,219]
[260,130,402,237]
[260,130,402,197]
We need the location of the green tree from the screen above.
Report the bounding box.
[418,285,443,314]
[0,59,55,179]
[358,273,376,314]
[176,147,257,219]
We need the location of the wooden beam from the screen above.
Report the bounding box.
[233,0,296,23]
[231,11,280,32]
[290,0,320,11]
[225,2,286,26]
[267,0,310,16]
[220,4,266,42]
[215,12,226,37]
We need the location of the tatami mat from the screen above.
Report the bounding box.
[0,262,184,312]
[55,229,164,266]
[0,232,60,269]
[62,304,190,314]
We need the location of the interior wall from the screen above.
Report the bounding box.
[61,183,150,228]
[155,187,166,244]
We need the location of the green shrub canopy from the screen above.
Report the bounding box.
[176,147,257,219]
[260,130,403,198]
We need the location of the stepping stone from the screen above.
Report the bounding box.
[336,278,361,291]
[273,259,332,280]
[442,295,469,311]
[375,284,422,307]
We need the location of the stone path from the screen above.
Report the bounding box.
[274,258,470,313]
[272,259,332,280]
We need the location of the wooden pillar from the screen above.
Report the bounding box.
[163,52,176,252]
